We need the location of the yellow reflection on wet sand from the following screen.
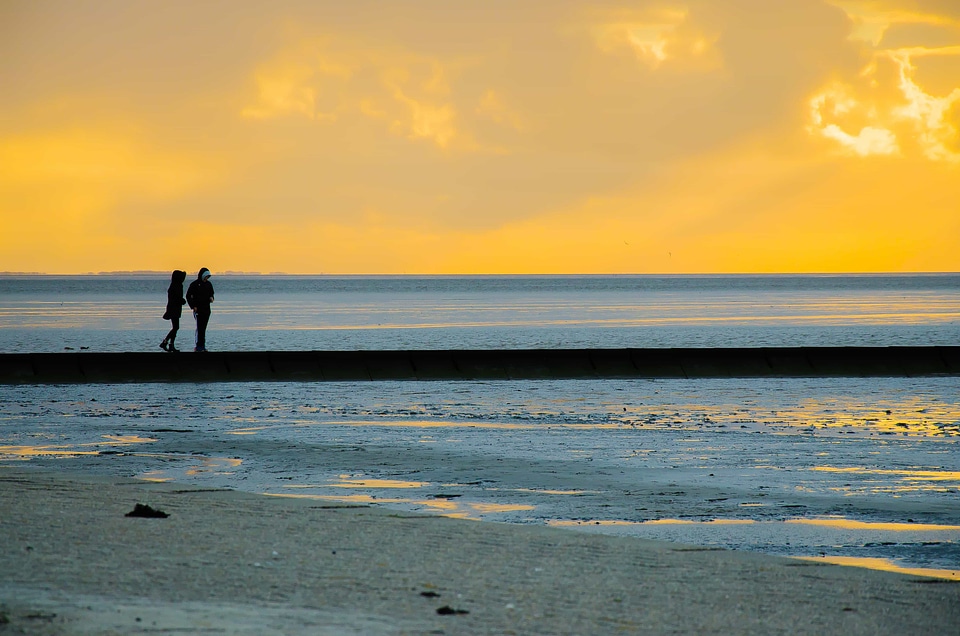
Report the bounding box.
[814,466,960,481]
[0,445,100,458]
[508,488,587,495]
[561,515,959,538]
[231,419,629,432]
[265,490,534,520]
[788,397,960,437]
[468,503,535,513]
[813,466,960,493]
[265,493,408,504]
[185,457,242,475]
[428,502,537,520]
[640,395,960,438]
[0,435,158,460]
[328,478,428,489]
[548,520,638,527]
[419,498,460,512]
[139,471,173,483]
[134,456,243,482]
[786,517,960,531]
[548,519,756,527]
[101,435,157,444]
[647,519,756,526]
[796,556,960,581]
[335,419,626,430]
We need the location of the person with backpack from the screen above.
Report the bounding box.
[185,267,215,352]
[159,270,187,352]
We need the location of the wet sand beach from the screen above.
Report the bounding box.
[2,467,959,635]
[3,377,960,580]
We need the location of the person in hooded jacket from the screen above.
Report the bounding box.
[160,270,187,352]
[186,267,215,352]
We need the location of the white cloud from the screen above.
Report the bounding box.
[889,49,960,162]
[820,123,899,156]
[808,45,959,161]
[808,83,899,156]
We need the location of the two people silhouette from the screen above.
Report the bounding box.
[160,268,215,352]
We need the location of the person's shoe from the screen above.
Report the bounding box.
[168,345,180,352]
[159,341,168,351]
[194,347,206,352]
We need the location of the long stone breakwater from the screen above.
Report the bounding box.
[1,347,958,383]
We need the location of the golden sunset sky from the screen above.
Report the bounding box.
[1,0,958,274]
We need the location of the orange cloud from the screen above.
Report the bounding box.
[240,36,474,150]
[587,5,720,71]
[476,90,524,132]
[828,0,960,46]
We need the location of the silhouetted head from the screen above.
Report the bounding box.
[198,267,211,281]
[171,270,186,284]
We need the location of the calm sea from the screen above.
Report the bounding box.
[2,274,959,576]
[1,273,959,352]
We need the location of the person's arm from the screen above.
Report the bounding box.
[186,282,196,310]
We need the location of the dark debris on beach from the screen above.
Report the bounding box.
[125,503,169,519]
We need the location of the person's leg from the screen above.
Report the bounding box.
[196,311,210,350]
[160,321,172,350]
[168,317,180,351]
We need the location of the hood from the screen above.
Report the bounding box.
[172,270,186,284]
[197,267,211,281]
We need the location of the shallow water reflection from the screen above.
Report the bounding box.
[327,478,428,489]
[265,488,535,520]
[0,445,100,459]
[137,456,242,482]
[548,519,756,527]
[797,556,960,581]
[813,466,960,493]
[0,435,157,460]
[546,516,960,580]
[786,517,960,532]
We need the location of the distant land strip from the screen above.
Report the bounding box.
[1,347,959,383]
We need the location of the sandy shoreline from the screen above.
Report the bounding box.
[4,377,960,581]
[2,467,959,635]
